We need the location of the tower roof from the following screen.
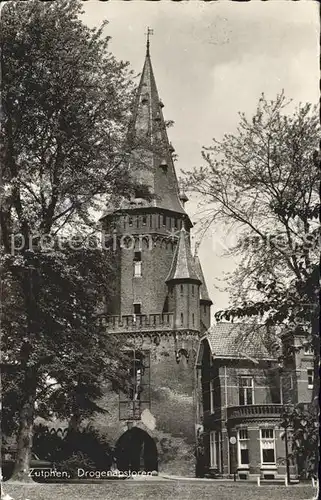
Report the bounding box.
[194,255,213,304]
[166,228,201,283]
[126,39,188,216]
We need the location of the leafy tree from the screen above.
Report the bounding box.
[185,93,319,474]
[0,0,141,481]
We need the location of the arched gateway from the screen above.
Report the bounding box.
[115,428,158,473]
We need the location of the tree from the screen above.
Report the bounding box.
[185,93,319,473]
[0,0,140,481]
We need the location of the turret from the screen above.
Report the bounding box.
[194,254,213,332]
[166,227,201,330]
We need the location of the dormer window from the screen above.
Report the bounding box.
[160,159,168,172]
[141,93,149,104]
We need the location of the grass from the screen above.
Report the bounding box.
[4,481,315,500]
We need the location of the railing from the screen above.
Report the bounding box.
[227,404,283,421]
[98,313,174,332]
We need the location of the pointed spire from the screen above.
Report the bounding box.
[194,253,213,304]
[166,228,201,283]
[126,35,189,218]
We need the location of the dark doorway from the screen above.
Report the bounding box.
[115,427,158,472]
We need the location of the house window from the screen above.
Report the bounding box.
[260,428,276,465]
[134,251,142,277]
[133,303,141,315]
[210,380,215,413]
[162,215,166,226]
[174,218,178,228]
[209,431,221,470]
[239,377,254,406]
[142,215,147,226]
[307,369,314,388]
[129,216,133,227]
[238,429,249,465]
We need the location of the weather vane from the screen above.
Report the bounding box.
[145,27,154,55]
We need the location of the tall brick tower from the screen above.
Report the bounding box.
[98,35,212,476]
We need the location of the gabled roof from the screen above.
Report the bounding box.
[194,255,212,304]
[204,323,278,361]
[166,228,201,283]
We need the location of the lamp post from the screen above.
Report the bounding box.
[282,406,291,486]
[284,420,291,486]
[229,436,237,481]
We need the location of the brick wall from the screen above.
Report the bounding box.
[89,331,199,475]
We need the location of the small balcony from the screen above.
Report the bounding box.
[227,404,283,422]
[98,313,174,333]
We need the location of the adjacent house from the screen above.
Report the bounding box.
[196,323,314,480]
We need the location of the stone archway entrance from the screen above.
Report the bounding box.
[115,427,158,472]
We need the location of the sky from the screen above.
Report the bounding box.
[82,0,319,314]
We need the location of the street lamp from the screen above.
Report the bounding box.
[281,406,292,486]
[229,436,237,481]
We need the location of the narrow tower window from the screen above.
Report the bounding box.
[192,285,195,296]
[133,303,141,315]
[142,215,147,226]
[180,313,184,326]
[162,215,167,226]
[180,284,184,295]
[192,313,195,326]
[129,216,133,227]
[134,251,142,277]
